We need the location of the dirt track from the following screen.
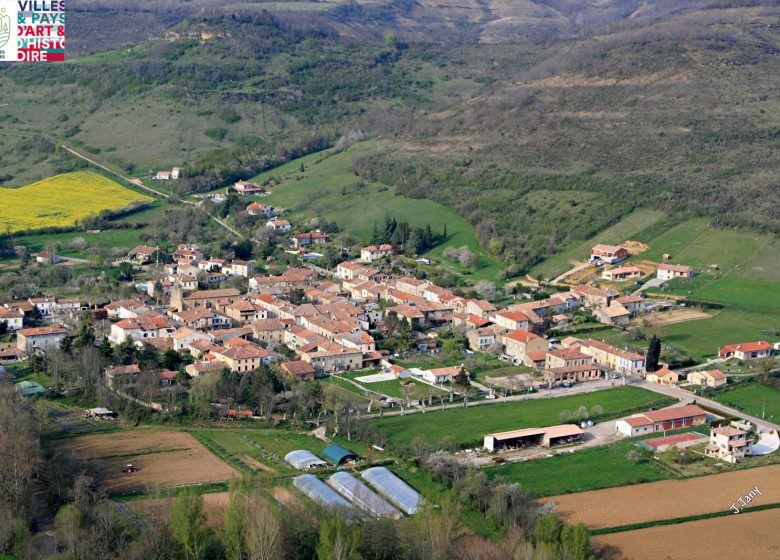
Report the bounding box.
[546,464,780,529]
[593,507,780,560]
[635,308,710,326]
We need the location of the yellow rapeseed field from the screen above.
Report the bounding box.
[0,171,153,233]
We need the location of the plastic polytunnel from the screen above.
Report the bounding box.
[285,450,327,470]
[360,467,422,515]
[292,475,353,513]
[328,471,403,520]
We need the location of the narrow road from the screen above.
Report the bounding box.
[63,144,244,239]
[61,144,171,199]
[638,380,780,433]
[551,260,592,285]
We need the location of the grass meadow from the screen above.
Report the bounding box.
[255,143,504,280]
[712,383,780,424]
[486,439,671,496]
[370,386,673,449]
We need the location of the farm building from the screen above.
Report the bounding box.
[483,424,584,452]
[327,472,402,519]
[84,407,117,420]
[293,475,353,514]
[615,405,709,437]
[284,450,327,470]
[361,467,421,515]
[323,444,359,466]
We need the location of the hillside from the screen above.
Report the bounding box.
[1,2,778,273]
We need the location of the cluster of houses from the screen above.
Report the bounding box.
[2,228,778,414]
[590,243,693,284]
[615,403,759,464]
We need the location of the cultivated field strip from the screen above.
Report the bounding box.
[592,507,780,560]
[545,464,780,529]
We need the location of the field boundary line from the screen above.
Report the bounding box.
[590,501,780,535]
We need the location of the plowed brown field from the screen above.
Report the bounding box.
[593,507,780,560]
[60,429,237,493]
[546,464,780,529]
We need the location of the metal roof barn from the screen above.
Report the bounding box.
[293,475,353,513]
[323,444,358,466]
[284,450,327,470]
[327,472,403,519]
[361,467,421,515]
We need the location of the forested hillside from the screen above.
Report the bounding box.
[1,1,778,273]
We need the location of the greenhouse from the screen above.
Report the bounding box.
[328,472,403,520]
[361,467,422,515]
[292,475,353,513]
[323,444,359,466]
[284,450,327,470]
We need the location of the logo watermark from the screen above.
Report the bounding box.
[0,0,65,62]
[729,485,762,514]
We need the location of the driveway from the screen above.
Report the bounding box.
[632,277,666,295]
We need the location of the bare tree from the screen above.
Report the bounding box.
[244,492,282,560]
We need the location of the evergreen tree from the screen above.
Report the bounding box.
[59,334,73,355]
[99,337,113,360]
[646,335,662,372]
[74,317,96,349]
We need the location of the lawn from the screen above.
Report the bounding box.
[371,386,674,449]
[663,226,770,271]
[634,218,711,263]
[0,171,152,233]
[255,142,504,281]
[529,209,665,280]
[712,383,780,424]
[647,308,779,362]
[486,439,671,496]
[8,228,151,260]
[692,277,780,310]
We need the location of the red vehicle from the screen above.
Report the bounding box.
[121,464,139,473]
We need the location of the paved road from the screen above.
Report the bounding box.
[638,380,780,433]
